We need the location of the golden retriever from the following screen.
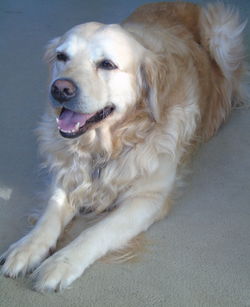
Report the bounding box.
[1,2,248,292]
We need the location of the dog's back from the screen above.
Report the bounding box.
[124,2,201,40]
[124,2,248,140]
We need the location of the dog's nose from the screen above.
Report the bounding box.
[51,79,77,103]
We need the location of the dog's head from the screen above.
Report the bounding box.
[45,22,165,139]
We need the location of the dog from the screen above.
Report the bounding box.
[1,2,248,292]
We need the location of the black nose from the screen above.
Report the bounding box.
[51,78,77,103]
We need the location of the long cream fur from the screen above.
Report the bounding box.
[1,2,248,292]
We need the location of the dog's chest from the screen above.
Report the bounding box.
[58,139,150,211]
[63,153,131,211]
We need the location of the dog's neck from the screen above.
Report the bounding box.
[72,102,154,163]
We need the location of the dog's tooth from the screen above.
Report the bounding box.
[75,122,80,130]
[60,128,76,134]
[56,118,59,124]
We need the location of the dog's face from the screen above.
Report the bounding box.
[46,22,146,138]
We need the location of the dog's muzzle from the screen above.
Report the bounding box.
[50,78,115,139]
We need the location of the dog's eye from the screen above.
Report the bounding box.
[98,60,118,70]
[56,52,69,62]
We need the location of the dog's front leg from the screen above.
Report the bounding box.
[0,187,76,277]
[33,159,176,292]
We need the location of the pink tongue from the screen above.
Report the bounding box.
[58,109,95,131]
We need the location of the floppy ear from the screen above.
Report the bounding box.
[44,37,60,63]
[138,55,166,123]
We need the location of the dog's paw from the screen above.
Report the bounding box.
[32,251,82,292]
[0,235,52,278]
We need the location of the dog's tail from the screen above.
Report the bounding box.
[199,3,249,138]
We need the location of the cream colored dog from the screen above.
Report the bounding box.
[1,2,248,292]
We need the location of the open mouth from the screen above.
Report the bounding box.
[57,105,115,138]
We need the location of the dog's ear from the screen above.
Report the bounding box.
[138,55,166,123]
[44,37,60,63]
